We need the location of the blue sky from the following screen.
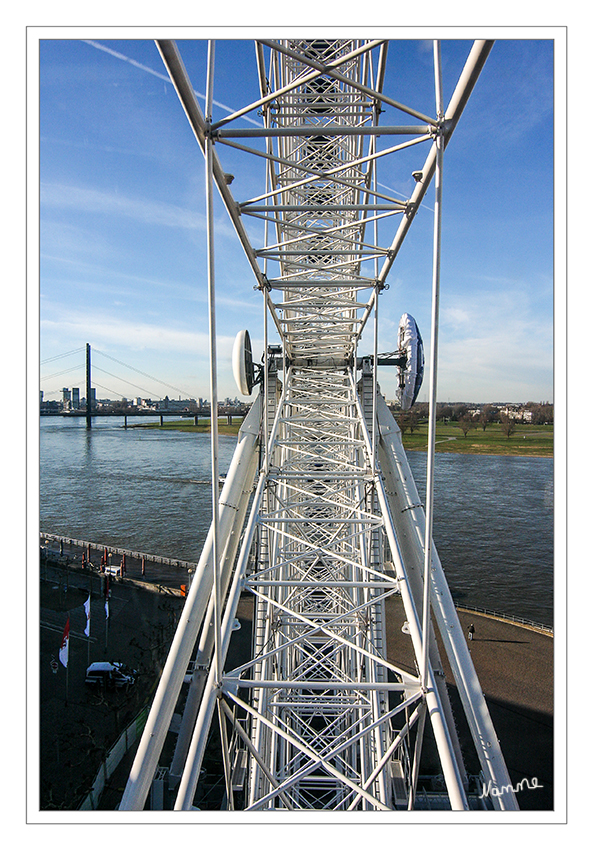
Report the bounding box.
[38,36,555,405]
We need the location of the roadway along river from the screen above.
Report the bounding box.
[39,416,554,627]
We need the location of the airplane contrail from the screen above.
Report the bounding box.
[84,40,262,127]
[84,40,432,210]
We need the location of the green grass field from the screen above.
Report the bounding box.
[133,418,553,457]
[400,421,553,457]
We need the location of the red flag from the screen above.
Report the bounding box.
[59,617,70,668]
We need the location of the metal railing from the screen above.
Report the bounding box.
[40,532,199,573]
[455,603,553,635]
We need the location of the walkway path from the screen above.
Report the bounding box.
[384,595,554,810]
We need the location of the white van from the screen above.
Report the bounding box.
[85,661,136,690]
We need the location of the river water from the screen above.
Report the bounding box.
[39,416,554,627]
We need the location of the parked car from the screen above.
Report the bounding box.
[85,661,137,690]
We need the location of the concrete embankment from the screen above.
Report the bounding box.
[41,533,195,593]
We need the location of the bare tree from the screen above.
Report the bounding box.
[458,415,475,438]
[479,404,495,431]
[451,404,468,422]
[500,413,516,439]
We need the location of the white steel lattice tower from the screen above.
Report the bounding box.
[120,37,519,813]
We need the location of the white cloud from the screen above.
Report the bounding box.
[434,284,553,401]
[42,310,210,355]
[40,307,265,400]
[41,219,114,261]
[442,306,471,328]
[41,182,207,232]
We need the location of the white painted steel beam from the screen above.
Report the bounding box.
[119,395,262,810]
[372,40,494,293]
[214,125,432,138]
[375,392,520,810]
[123,37,516,813]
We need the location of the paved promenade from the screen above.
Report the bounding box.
[39,542,253,812]
[39,556,186,810]
[384,595,554,810]
[39,541,554,812]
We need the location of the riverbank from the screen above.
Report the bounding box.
[130,417,244,436]
[132,418,553,457]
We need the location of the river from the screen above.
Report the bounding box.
[39,416,554,627]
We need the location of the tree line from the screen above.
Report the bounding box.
[392,402,553,439]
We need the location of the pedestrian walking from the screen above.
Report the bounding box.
[468,623,475,641]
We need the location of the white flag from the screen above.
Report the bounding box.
[59,617,70,668]
[105,598,109,619]
[84,594,91,637]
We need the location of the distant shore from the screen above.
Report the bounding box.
[130,417,244,436]
[132,418,553,457]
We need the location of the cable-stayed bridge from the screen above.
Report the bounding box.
[107,38,519,812]
[41,345,195,406]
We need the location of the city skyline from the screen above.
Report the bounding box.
[36,33,557,405]
[40,380,553,411]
